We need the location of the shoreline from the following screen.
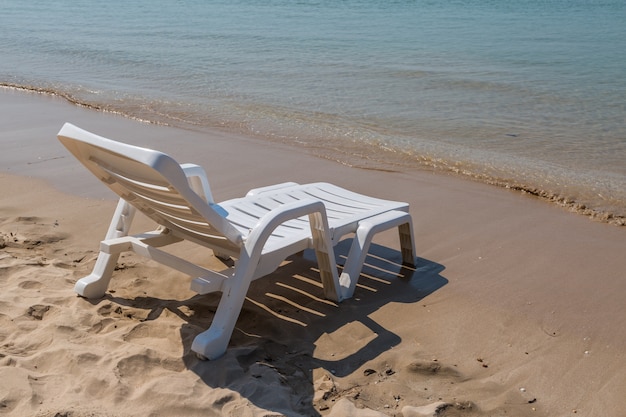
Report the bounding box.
[2,87,626,416]
[3,83,624,227]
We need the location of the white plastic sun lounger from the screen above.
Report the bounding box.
[57,123,415,359]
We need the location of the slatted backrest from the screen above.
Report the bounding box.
[57,123,243,248]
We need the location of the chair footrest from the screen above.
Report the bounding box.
[339,210,415,300]
[360,210,411,231]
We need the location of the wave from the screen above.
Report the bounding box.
[0,82,161,125]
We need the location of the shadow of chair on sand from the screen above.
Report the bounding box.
[106,239,447,415]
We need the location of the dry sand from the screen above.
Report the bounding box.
[1,88,625,416]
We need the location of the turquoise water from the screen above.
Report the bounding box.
[1,0,625,223]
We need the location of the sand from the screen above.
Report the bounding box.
[1,88,625,416]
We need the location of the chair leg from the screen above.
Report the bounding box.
[74,252,121,298]
[399,221,416,267]
[74,199,135,298]
[191,254,256,360]
[338,224,373,301]
[308,211,341,303]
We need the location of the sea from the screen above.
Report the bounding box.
[1,0,625,224]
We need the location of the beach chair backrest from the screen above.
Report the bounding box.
[57,123,243,248]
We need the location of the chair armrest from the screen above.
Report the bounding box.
[254,197,325,228]
[247,199,330,247]
[181,163,215,203]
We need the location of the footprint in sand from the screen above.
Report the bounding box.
[96,303,149,321]
[123,322,182,353]
[87,317,118,335]
[96,303,115,317]
[406,359,464,379]
[0,216,68,250]
[17,280,43,290]
[116,352,184,381]
[27,304,51,320]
